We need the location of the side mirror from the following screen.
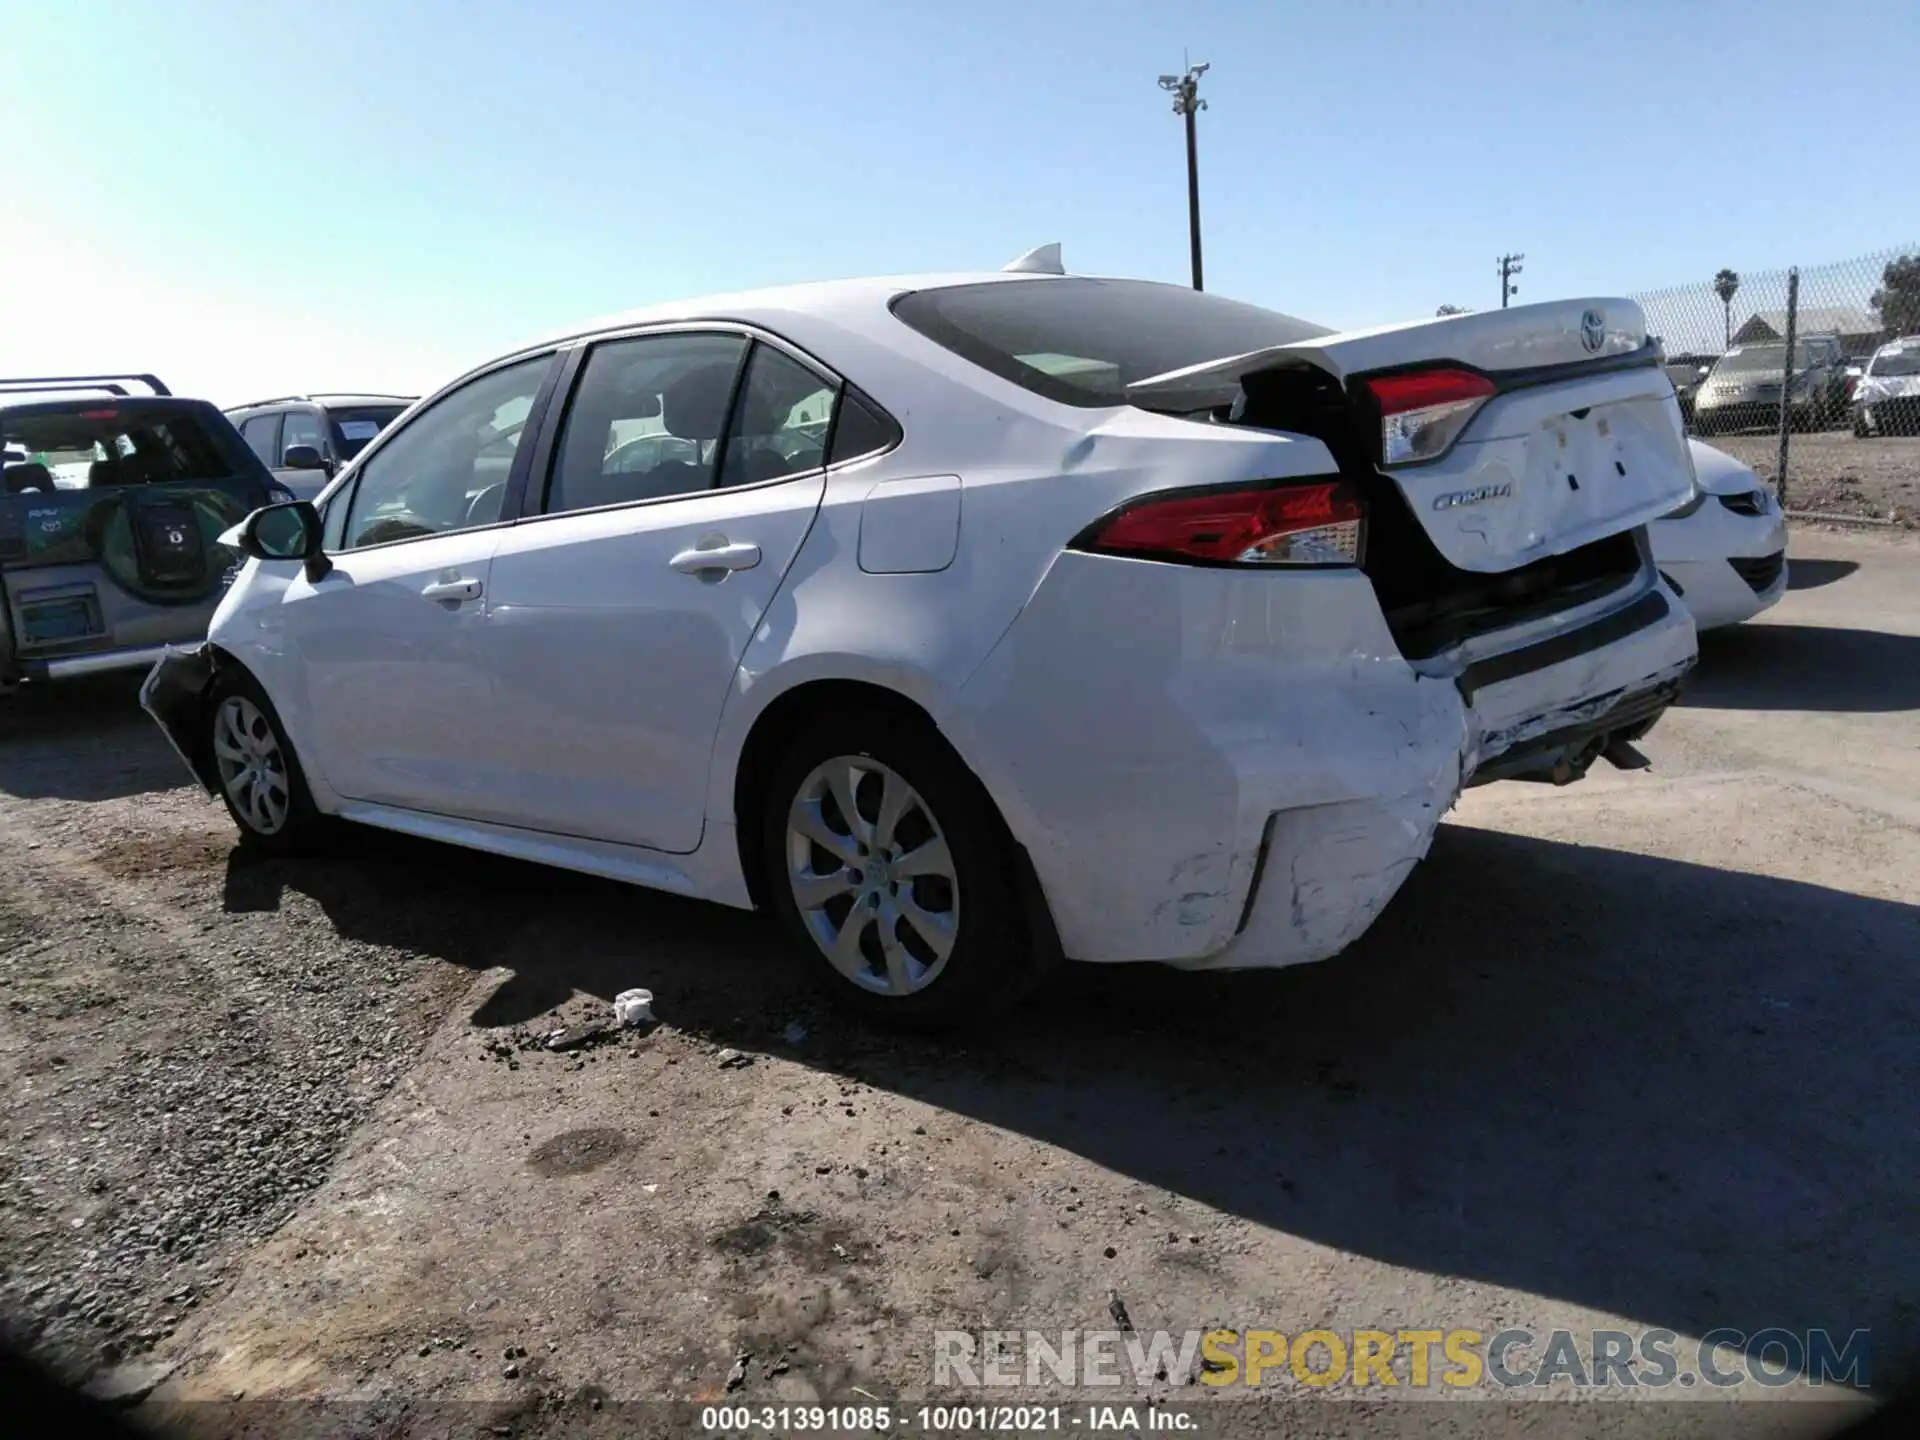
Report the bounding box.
[282,444,328,471]
[233,500,331,581]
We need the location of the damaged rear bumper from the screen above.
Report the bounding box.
[958,553,1693,973]
[137,642,222,795]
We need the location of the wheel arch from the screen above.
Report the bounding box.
[727,675,1063,973]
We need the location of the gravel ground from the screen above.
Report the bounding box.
[1707,431,1920,525]
[2,530,1917,1439]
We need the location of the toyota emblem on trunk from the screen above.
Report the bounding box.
[1580,309,1606,353]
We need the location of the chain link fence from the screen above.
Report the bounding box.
[1631,246,1920,523]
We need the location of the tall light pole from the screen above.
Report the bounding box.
[1159,62,1209,291]
[1498,252,1525,308]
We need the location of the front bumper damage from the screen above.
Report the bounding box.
[137,642,222,796]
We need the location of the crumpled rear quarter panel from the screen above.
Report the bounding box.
[956,552,1469,966]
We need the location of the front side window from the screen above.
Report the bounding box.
[891,278,1331,407]
[341,354,552,549]
[280,409,326,461]
[545,333,748,514]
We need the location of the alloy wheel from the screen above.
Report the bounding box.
[785,755,959,997]
[213,695,291,836]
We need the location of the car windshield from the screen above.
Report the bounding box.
[1712,344,1812,375]
[328,404,407,459]
[1869,346,1920,377]
[891,278,1331,407]
[0,405,237,489]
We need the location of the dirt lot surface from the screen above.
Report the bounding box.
[3,529,1917,1438]
[1711,431,1920,526]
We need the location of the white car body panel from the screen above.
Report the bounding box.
[483,469,827,851]
[1650,440,1788,631]
[189,270,1701,976]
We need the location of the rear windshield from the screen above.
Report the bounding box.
[891,278,1331,408]
[1712,344,1812,375]
[1869,346,1920,377]
[0,406,240,490]
[328,404,407,460]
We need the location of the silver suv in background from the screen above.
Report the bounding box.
[224,393,414,501]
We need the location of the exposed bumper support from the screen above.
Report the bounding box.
[21,644,177,681]
[137,643,222,795]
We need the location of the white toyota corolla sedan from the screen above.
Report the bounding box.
[1648,439,1788,630]
[144,258,1699,1024]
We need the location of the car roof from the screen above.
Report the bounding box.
[226,392,416,413]
[0,394,219,423]
[522,270,1062,350]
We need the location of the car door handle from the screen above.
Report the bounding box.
[420,577,483,602]
[669,540,761,575]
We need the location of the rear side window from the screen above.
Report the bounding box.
[545,332,749,514]
[717,343,834,487]
[891,278,1331,408]
[827,387,899,464]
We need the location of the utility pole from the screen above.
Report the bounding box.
[1159,61,1209,290]
[1498,252,1525,308]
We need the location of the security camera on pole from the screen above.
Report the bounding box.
[1158,61,1209,291]
[1498,252,1525,308]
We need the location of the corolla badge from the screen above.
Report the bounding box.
[1580,308,1606,354]
[1433,482,1513,512]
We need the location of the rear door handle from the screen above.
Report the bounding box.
[669,540,761,576]
[421,577,483,602]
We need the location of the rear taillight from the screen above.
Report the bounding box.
[1366,368,1497,466]
[1075,480,1365,567]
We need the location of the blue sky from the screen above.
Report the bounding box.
[4,0,1916,404]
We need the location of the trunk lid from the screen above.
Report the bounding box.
[1129,298,1694,573]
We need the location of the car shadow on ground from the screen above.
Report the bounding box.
[1679,623,1920,712]
[223,820,1920,1386]
[1788,559,1860,591]
[0,674,188,802]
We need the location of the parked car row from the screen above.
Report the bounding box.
[1671,332,1919,438]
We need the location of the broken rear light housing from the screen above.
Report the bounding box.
[1072,479,1365,567]
[1366,368,1497,467]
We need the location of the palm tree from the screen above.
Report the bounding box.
[1713,269,1740,349]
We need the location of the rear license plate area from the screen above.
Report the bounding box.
[17,584,105,648]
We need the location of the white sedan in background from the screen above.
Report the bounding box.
[143,259,1699,1025]
[1650,439,1788,630]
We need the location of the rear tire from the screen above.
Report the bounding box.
[760,711,1038,1030]
[206,669,324,855]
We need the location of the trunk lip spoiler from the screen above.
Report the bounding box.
[1126,337,1665,415]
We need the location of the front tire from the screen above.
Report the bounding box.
[207,670,323,854]
[760,712,1037,1029]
